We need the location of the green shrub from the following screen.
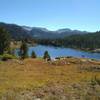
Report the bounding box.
[0,54,17,61]
[94,76,100,85]
[91,76,100,86]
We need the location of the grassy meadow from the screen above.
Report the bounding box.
[0,57,100,99]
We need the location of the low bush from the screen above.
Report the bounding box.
[0,54,17,61]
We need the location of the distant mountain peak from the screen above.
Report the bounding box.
[0,22,88,39]
[22,26,33,31]
[56,28,72,33]
[32,27,49,32]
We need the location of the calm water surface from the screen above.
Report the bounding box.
[16,45,100,60]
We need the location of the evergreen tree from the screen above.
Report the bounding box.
[19,40,28,59]
[43,51,51,61]
[31,51,37,58]
[0,27,10,54]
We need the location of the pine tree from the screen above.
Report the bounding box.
[43,51,51,61]
[19,40,28,59]
[31,51,37,58]
[0,27,10,54]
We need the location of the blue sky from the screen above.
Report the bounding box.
[0,0,99,32]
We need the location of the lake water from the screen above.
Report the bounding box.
[16,45,100,60]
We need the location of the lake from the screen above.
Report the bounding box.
[16,45,100,60]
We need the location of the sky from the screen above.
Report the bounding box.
[0,0,100,32]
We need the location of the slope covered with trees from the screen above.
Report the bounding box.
[0,22,31,40]
[36,31,100,50]
[58,31,100,49]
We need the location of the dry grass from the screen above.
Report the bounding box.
[0,58,100,99]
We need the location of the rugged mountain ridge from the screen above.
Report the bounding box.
[0,22,88,39]
[0,22,31,40]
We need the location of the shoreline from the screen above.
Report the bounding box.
[36,43,100,53]
[10,41,100,53]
